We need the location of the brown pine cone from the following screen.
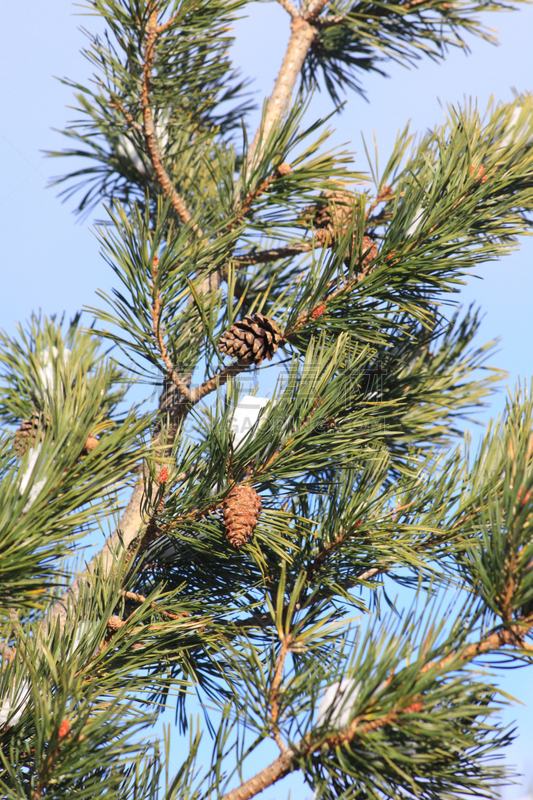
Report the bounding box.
[13,411,47,455]
[313,189,357,231]
[360,235,379,269]
[218,313,283,366]
[299,191,378,269]
[223,485,262,548]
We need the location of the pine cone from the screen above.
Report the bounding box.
[218,313,283,366]
[313,189,357,231]
[223,485,262,548]
[360,235,379,269]
[13,411,47,455]
[299,191,378,269]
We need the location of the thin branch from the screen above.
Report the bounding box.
[354,565,387,582]
[232,243,314,267]
[150,256,194,406]
[421,617,533,675]
[150,256,172,371]
[230,164,292,232]
[156,12,183,34]
[244,16,317,168]
[316,13,346,27]
[275,0,300,18]
[269,635,292,752]
[108,91,143,133]
[120,590,188,622]
[221,701,407,800]
[221,749,295,800]
[306,520,363,582]
[305,0,331,21]
[365,185,394,221]
[45,478,145,637]
[188,361,250,405]
[141,7,198,230]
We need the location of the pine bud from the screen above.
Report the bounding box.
[158,467,169,484]
[277,162,291,176]
[84,435,99,453]
[58,719,71,738]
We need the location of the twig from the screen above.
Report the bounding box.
[150,256,194,405]
[316,13,346,27]
[221,749,295,800]
[269,635,292,752]
[244,16,317,169]
[120,590,188,622]
[156,12,183,35]
[232,243,314,267]
[275,0,300,18]
[108,92,143,133]
[305,0,331,21]
[306,520,363,582]
[237,175,275,222]
[220,702,401,800]
[353,565,386,582]
[421,617,533,675]
[46,477,146,638]
[188,362,251,405]
[365,185,393,221]
[141,7,198,230]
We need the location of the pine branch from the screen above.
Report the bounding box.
[221,749,295,800]
[45,478,145,636]
[244,16,317,167]
[269,634,293,753]
[150,255,195,406]
[141,5,198,230]
[275,0,300,18]
[232,243,314,266]
[422,616,533,673]
[306,0,331,19]
[222,616,533,800]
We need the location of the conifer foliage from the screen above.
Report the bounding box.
[3,1,533,798]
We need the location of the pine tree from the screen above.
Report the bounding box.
[2,1,533,798]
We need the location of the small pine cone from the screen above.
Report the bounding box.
[107,615,125,633]
[298,187,355,232]
[314,189,357,231]
[314,228,333,247]
[342,233,378,270]
[360,235,378,269]
[218,313,283,366]
[13,411,47,455]
[223,485,262,548]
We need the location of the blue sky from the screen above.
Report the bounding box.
[2,1,533,796]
